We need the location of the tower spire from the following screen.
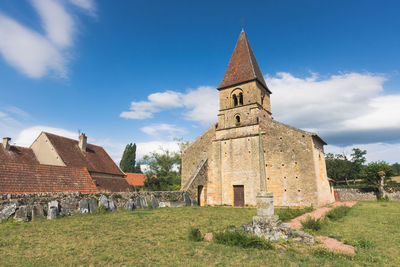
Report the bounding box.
[217,31,270,93]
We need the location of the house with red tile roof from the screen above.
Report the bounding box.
[125,173,146,187]
[0,133,132,193]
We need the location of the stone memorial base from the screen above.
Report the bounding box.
[242,192,292,241]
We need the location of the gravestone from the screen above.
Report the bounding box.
[0,203,17,220]
[47,207,57,220]
[60,197,79,216]
[14,206,29,222]
[88,198,98,213]
[140,197,148,209]
[134,198,142,209]
[79,199,89,214]
[99,195,109,210]
[151,194,159,208]
[47,200,59,219]
[183,192,191,206]
[31,205,45,220]
[108,199,116,211]
[125,199,135,211]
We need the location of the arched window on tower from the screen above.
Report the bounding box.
[233,94,238,106]
[239,93,243,105]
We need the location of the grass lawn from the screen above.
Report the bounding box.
[1,202,399,266]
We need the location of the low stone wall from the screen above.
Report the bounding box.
[334,188,400,201]
[0,191,193,222]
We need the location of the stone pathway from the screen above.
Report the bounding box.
[285,201,357,230]
[285,201,357,255]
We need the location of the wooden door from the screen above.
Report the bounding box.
[233,185,244,207]
[197,185,203,206]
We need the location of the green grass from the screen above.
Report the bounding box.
[0,202,399,266]
[325,206,351,221]
[301,216,324,231]
[277,206,314,222]
[214,230,273,250]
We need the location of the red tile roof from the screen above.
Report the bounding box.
[0,145,39,164]
[217,30,270,93]
[44,132,124,176]
[0,163,98,193]
[125,173,146,186]
[91,175,133,192]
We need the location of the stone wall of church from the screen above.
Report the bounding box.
[312,137,335,205]
[181,125,215,189]
[260,118,333,207]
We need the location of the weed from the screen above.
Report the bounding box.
[351,238,374,249]
[97,202,106,214]
[325,206,351,221]
[188,227,202,242]
[312,248,355,260]
[301,216,323,231]
[214,230,274,250]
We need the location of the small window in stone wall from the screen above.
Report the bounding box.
[235,115,241,126]
[233,94,238,106]
[239,93,243,105]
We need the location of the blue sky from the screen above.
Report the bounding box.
[0,0,399,163]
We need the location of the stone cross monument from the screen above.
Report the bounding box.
[255,129,275,217]
[241,127,291,241]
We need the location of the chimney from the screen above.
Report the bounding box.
[79,133,87,152]
[2,137,11,150]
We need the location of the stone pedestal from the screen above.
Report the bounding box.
[256,191,274,217]
[241,191,292,241]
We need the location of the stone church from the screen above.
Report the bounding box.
[181,30,335,207]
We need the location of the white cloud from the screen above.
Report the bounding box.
[31,0,74,48]
[141,123,186,137]
[15,126,78,147]
[121,86,218,125]
[0,0,95,78]
[181,86,219,124]
[266,72,400,145]
[326,142,400,164]
[69,0,96,16]
[136,141,179,160]
[0,15,65,78]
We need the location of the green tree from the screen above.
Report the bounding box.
[120,143,142,173]
[349,148,367,183]
[391,163,400,176]
[142,149,181,191]
[325,153,353,185]
[360,161,394,197]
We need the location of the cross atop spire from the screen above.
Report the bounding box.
[217,30,270,93]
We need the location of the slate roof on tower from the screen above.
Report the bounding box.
[217,30,271,93]
[42,132,124,176]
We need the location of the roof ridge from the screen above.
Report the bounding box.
[43,132,103,149]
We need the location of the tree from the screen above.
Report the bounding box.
[325,148,367,185]
[120,143,142,173]
[349,148,367,183]
[360,161,394,197]
[325,153,353,185]
[142,149,181,191]
[391,163,400,176]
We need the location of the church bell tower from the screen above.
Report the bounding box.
[216,30,272,130]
